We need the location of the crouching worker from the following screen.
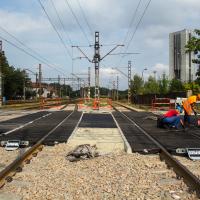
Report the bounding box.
[182,94,200,127]
[157,109,184,129]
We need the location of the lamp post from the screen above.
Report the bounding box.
[142,68,147,81]
[153,70,157,80]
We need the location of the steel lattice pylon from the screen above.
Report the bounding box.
[0,41,2,106]
[94,32,100,101]
[128,61,131,104]
[88,66,91,99]
[0,41,2,52]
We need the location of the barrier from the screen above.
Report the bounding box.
[40,97,62,109]
[78,98,112,110]
[152,98,175,111]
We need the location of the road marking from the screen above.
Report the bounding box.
[1,113,52,136]
[67,112,84,141]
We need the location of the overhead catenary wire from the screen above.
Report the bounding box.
[0,26,65,73]
[116,0,152,68]
[49,0,73,46]
[0,34,67,76]
[37,0,72,59]
[64,0,91,45]
[76,0,93,37]
[124,0,152,53]
[121,0,143,46]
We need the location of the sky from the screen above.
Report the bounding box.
[0,0,199,90]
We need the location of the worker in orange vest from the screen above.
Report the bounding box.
[182,94,200,127]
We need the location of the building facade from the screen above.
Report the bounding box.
[169,29,196,82]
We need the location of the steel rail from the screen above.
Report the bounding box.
[115,102,200,140]
[113,103,200,196]
[0,106,77,188]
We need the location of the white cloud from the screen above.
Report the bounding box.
[100,67,119,78]
[0,0,200,90]
[151,63,169,78]
[0,10,49,34]
[145,38,164,49]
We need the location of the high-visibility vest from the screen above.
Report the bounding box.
[182,100,192,115]
[188,95,197,104]
[182,95,197,115]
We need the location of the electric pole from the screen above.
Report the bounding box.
[0,41,2,52]
[0,41,2,106]
[128,61,131,104]
[72,32,123,109]
[64,78,67,98]
[113,80,116,101]
[117,76,119,101]
[88,66,91,99]
[58,75,61,97]
[94,32,100,101]
[38,64,42,98]
[36,73,38,85]
[23,70,26,101]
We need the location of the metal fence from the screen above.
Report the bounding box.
[132,92,187,106]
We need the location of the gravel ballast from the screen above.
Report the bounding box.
[0,147,21,171]
[0,143,198,200]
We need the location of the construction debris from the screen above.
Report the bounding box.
[66,144,99,162]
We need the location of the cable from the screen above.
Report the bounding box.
[122,0,142,45]
[76,0,93,36]
[0,26,64,72]
[37,0,72,59]
[124,0,152,52]
[64,0,91,45]
[49,0,73,46]
[0,34,67,76]
[115,0,151,68]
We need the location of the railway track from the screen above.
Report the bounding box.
[113,103,200,197]
[0,105,79,188]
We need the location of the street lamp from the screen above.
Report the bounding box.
[153,70,157,80]
[142,68,147,80]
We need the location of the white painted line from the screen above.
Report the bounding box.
[40,110,76,142]
[111,112,132,154]
[2,113,52,135]
[67,112,84,142]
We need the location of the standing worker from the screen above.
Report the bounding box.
[182,94,200,127]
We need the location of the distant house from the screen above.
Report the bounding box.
[31,82,57,98]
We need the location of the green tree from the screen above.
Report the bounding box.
[169,78,184,92]
[143,76,159,94]
[183,82,200,94]
[131,74,143,95]
[61,84,72,97]
[185,29,200,84]
[0,52,30,100]
[158,74,169,94]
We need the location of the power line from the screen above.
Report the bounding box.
[76,0,93,36]
[122,0,142,45]
[64,0,91,45]
[116,0,151,67]
[0,34,67,76]
[0,26,64,72]
[0,26,67,75]
[37,0,72,59]
[124,0,152,53]
[49,0,73,46]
